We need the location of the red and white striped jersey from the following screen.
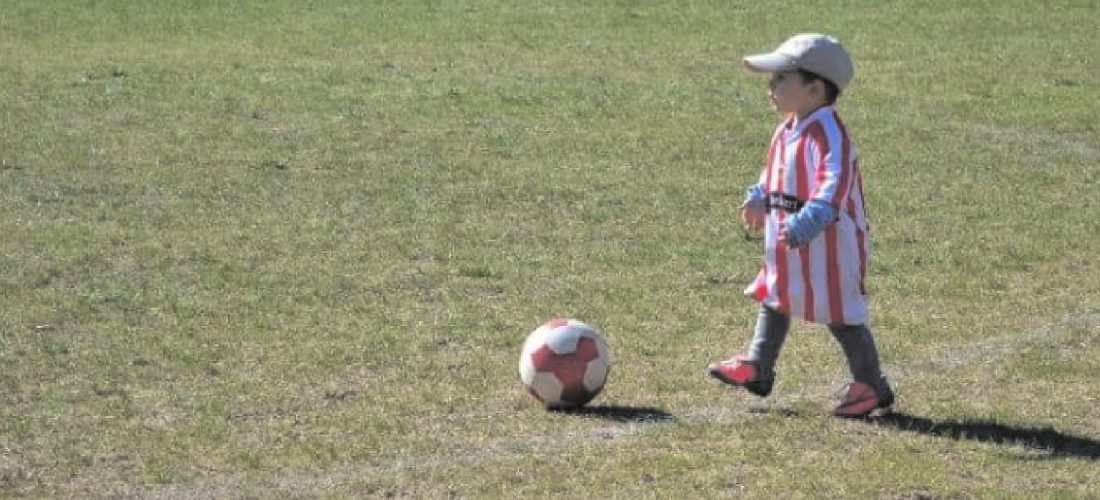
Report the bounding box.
[745,106,871,326]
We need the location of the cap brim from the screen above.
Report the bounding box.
[742,52,798,73]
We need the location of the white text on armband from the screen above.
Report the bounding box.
[766,192,805,214]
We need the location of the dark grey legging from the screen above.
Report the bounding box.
[746,305,886,389]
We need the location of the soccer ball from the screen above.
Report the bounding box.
[519,318,611,409]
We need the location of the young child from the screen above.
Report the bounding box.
[707,33,894,417]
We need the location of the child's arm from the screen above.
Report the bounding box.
[780,200,837,248]
[740,183,766,230]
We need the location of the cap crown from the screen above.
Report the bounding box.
[776,34,853,90]
[743,33,854,91]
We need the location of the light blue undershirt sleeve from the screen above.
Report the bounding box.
[743,183,765,211]
[783,200,837,247]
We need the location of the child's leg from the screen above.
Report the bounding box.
[746,305,791,378]
[707,305,790,396]
[827,323,893,399]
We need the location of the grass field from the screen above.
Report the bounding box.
[2,0,1099,497]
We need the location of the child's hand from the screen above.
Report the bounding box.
[778,223,798,248]
[740,203,766,230]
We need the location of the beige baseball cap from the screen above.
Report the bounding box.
[743,33,854,91]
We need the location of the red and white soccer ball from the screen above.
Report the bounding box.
[519,318,611,409]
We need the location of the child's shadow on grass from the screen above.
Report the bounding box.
[552,405,675,423]
[872,411,1100,460]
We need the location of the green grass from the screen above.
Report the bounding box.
[2,0,1099,497]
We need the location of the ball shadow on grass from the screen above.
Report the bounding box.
[550,404,676,423]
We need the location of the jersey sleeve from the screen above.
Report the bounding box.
[807,123,855,210]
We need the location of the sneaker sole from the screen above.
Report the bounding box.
[707,367,773,397]
[834,396,895,419]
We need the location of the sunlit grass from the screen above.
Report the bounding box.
[1,0,1098,496]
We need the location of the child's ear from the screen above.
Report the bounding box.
[812,79,825,98]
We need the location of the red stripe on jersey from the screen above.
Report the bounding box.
[824,226,844,323]
[753,265,769,301]
[762,119,787,192]
[763,136,777,189]
[794,135,815,322]
[795,134,810,201]
[848,196,869,295]
[772,125,788,193]
[800,251,815,321]
[854,164,868,220]
[776,246,790,314]
[805,122,830,192]
[833,117,853,208]
[852,167,869,295]
[774,133,790,314]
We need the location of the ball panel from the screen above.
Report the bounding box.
[546,317,571,329]
[521,325,553,355]
[582,331,611,391]
[518,351,538,386]
[526,372,564,405]
[557,383,599,408]
[543,328,580,354]
[582,357,609,392]
[531,339,599,387]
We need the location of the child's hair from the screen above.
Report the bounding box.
[797,69,840,105]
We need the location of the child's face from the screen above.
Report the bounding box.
[767,71,821,117]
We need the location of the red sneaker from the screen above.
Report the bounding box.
[833,381,893,418]
[707,356,774,397]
